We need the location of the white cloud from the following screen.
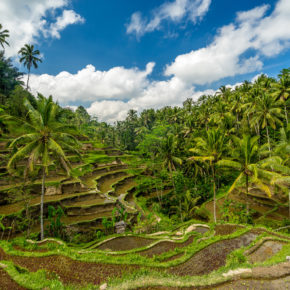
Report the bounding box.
[25,0,290,123]
[86,78,215,123]
[27,63,211,123]
[87,101,133,124]
[165,0,290,85]
[0,0,84,57]
[28,62,155,103]
[126,0,211,38]
[49,10,84,39]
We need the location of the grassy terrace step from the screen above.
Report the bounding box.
[111,176,138,197]
[96,170,129,193]
[204,190,288,223]
[0,191,99,215]
[0,176,66,192]
[66,202,116,216]
[61,210,113,225]
[81,164,128,188]
[64,195,107,207]
[1,224,289,289]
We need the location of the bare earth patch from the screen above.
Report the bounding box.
[139,235,195,258]
[169,232,258,276]
[0,248,137,286]
[97,236,154,251]
[248,240,286,263]
[0,268,25,290]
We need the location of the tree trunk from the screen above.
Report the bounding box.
[284,103,288,125]
[266,125,271,152]
[40,167,46,240]
[26,68,30,90]
[212,165,216,223]
[246,174,249,215]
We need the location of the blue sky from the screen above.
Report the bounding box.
[1,0,290,122]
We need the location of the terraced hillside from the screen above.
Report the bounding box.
[202,184,289,227]
[0,140,142,239]
[0,223,289,289]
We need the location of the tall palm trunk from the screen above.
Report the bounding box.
[246,173,249,215]
[266,125,271,152]
[212,165,217,223]
[284,103,288,125]
[26,67,31,90]
[40,167,46,240]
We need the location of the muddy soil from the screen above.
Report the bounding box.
[0,268,25,290]
[144,277,290,290]
[139,235,195,258]
[208,276,290,290]
[194,226,209,234]
[214,224,244,236]
[0,248,137,287]
[97,236,154,251]
[248,240,285,263]
[169,232,258,276]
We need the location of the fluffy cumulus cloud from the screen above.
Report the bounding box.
[165,0,290,85]
[87,78,215,123]
[126,0,211,38]
[26,0,290,123]
[0,0,84,57]
[28,64,210,123]
[28,62,155,103]
[49,9,84,39]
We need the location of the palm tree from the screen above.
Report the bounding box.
[6,96,80,240]
[272,75,290,125]
[158,134,182,173]
[217,135,279,213]
[250,93,284,152]
[188,129,226,222]
[0,24,9,50]
[18,44,42,90]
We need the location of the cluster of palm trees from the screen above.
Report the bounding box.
[102,70,289,222]
[0,24,42,90]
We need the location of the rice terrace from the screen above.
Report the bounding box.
[0,0,290,289]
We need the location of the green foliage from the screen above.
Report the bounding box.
[221,198,256,224]
[102,217,114,235]
[45,205,65,239]
[0,52,23,99]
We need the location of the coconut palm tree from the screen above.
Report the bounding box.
[158,134,182,173]
[217,135,281,214]
[18,44,42,90]
[272,75,290,125]
[0,24,9,50]
[250,93,284,152]
[188,129,226,222]
[6,96,80,240]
